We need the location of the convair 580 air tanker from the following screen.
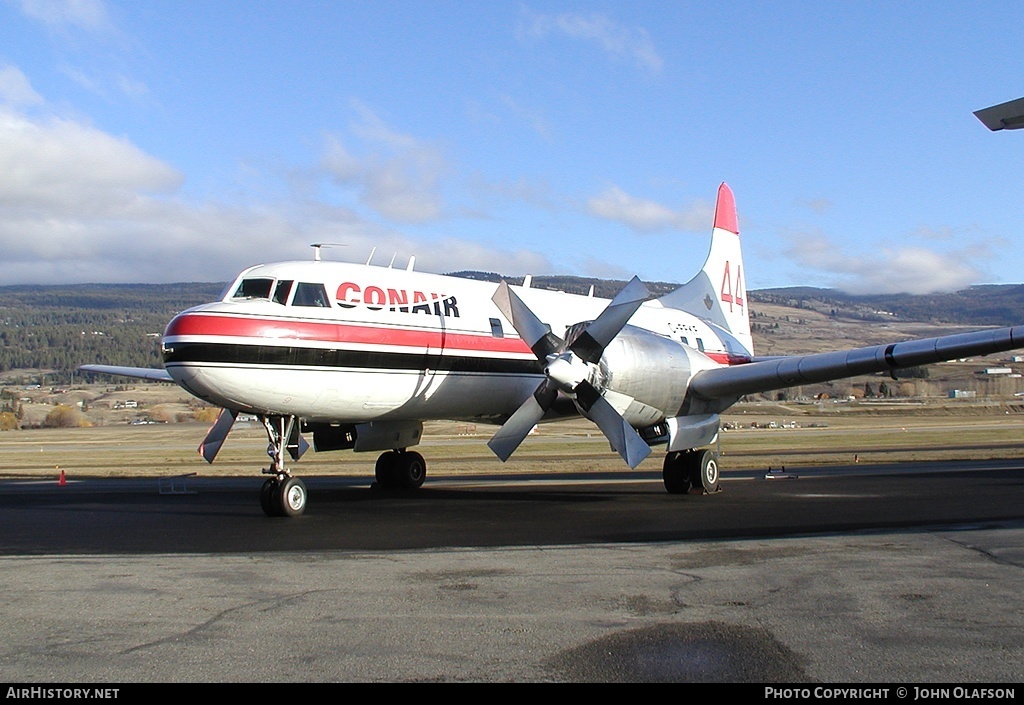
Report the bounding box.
[82,184,1024,516]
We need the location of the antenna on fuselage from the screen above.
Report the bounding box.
[406,255,416,272]
[311,243,346,261]
[366,247,377,265]
[387,253,397,268]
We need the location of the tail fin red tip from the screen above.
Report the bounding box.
[713,182,739,235]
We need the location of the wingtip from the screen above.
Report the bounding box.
[714,182,739,235]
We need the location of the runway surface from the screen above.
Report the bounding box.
[2,459,1023,682]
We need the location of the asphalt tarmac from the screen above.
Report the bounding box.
[1,460,1023,683]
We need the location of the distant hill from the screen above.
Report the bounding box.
[0,283,224,380]
[0,282,225,313]
[752,285,1024,327]
[2,277,1023,380]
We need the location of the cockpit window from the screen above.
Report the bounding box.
[292,282,330,307]
[232,277,274,300]
[273,280,294,305]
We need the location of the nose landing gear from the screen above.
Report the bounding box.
[260,415,310,517]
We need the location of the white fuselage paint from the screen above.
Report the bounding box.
[161,260,746,426]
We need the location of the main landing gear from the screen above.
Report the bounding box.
[260,416,309,517]
[373,449,427,490]
[662,449,721,495]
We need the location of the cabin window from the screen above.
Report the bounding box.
[232,278,274,300]
[489,318,504,338]
[292,282,330,307]
[273,280,294,305]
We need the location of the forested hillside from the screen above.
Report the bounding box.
[0,283,223,377]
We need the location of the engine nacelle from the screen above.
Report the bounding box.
[598,325,707,427]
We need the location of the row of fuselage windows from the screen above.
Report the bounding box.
[231,278,330,308]
[681,336,705,352]
[232,278,707,350]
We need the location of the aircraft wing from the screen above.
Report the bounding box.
[687,326,1024,407]
[78,364,174,383]
[974,97,1024,131]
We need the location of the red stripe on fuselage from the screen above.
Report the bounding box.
[705,351,752,366]
[165,313,533,355]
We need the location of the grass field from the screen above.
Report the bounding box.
[3,402,1024,481]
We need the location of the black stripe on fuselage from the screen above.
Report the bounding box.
[163,342,543,375]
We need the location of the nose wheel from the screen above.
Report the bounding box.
[261,475,308,517]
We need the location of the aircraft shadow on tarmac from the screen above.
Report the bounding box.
[2,463,1024,555]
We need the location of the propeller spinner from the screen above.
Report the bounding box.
[488,276,653,468]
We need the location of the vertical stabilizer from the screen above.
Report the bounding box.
[659,183,754,355]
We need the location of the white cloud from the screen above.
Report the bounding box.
[16,0,112,32]
[587,185,712,232]
[469,173,557,212]
[0,100,551,284]
[782,229,986,295]
[0,65,44,107]
[320,103,448,224]
[907,224,984,243]
[0,108,181,213]
[518,8,664,73]
[413,237,551,277]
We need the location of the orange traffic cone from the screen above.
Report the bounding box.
[58,467,66,486]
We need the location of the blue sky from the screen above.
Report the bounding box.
[1,1,1023,294]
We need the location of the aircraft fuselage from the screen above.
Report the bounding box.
[161,260,747,428]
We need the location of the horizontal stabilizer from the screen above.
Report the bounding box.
[78,364,174,382]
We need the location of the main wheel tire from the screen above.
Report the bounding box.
[691,449,720,494]
[375,451,399,488]
[260,478,282,517]
[279,476,307,517]
[396,451,426,489]
[662,451,692,494]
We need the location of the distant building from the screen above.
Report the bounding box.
[949,389,977,399]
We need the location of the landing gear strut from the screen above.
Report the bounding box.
[374,449,427,490]
[260,415,309,517]
[663,449,720,495]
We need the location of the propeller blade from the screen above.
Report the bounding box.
[492,281,564,359]
[491,276,651,467]
[488,382,558,461]
[568,276,650,364]
[199,408,238,463]
[574,381,651,469]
